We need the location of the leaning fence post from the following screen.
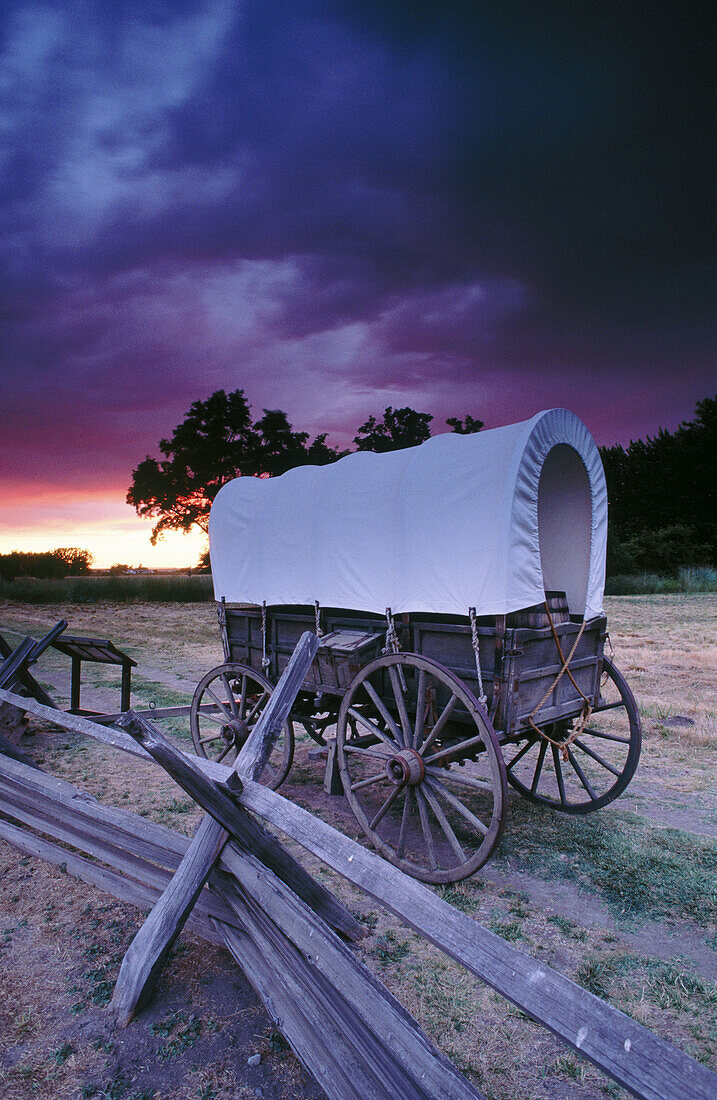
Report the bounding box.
[109,631,319,1027]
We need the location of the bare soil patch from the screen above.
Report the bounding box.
[1,594,715,1099]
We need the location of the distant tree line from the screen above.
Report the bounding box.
[125,389,715,578]
[601,395,716,574]
[0,547,94,581]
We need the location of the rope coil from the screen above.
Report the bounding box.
[468,607,488,708]
[314,600,324,638]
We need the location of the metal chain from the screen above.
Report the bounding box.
[314,600,324,637]
[468,607,488,707]
[261,601,270,670]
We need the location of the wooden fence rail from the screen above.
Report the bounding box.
[0,684,715,1100]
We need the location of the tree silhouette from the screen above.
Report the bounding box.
[354,406,434,452]
[446,414,484,434]
[127,390,343,543]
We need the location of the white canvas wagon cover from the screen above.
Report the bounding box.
[209,408,608,620]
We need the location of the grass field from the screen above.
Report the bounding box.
[0,594,715,1099]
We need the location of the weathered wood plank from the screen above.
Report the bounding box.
[119,707,362,941]
[0,730,40,768]
[1,764,480,1098]
[0,632,56,707]
[1,693,713,1098]
[216,898,477,1100]
[237,779,716,1100]
[0,785,240,930]
[0,686,229,784]
[108,631,319,1026]
[0,816,224,946]
[0,638,36,689]
[0,686,155,759]
[218,847,484,1099]
[108,813,231,1026]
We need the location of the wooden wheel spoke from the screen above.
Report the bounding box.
[388,666,412,747]
[531,740,548,794]
[579,728,631,745]
[198,733,223,744]
[566,748,598,800]
[595,699,627,714]
[350,770,389,792]
[551,745,567,805]
[425,777,489,835]
[199,710,226,727]
[204,685,233,722]
[419,694,458,755]
[416,788,438,870]
[245,692,268,723]
[573,739,622,776]
[424,732,485,767]
[238,676,248,719]
[424,766,494,794]
[420,784,467,864]
[412,669,427,750]
[348,705,397,749]
[396,787,414,860]
[505,737,536,771]
[221,673,239,718]
[369,784,402,830]
[342,744,392,761]
[216,744,233,763]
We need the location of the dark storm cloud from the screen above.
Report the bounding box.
[1,0,714,495]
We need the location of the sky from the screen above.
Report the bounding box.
[1,1,714,568]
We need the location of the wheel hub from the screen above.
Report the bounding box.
[386,747,425,786]
[221,718,249,747]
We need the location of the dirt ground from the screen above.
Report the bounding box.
[0,595,715,1100]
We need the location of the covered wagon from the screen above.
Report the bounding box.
[192,409,641,883]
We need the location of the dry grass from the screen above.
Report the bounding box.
[1,594,716,1098]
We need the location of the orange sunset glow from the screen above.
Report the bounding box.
[1,484,206,570]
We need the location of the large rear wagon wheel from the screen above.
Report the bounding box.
[190,663,293,789]
[504,657,641,813]
[336,653,507,884]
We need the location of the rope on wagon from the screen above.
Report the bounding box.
[527,603,592,760]
[468,607,488,709]
[261,601,270,671]
[314,600,324,638]
[383,608,407,693]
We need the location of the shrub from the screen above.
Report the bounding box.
[0,574,214,604]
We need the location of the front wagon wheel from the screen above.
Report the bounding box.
[504,657,641,813]
[190,662,294,789]
[336,653,507,884]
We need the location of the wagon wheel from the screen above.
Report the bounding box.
[504,657,641,813]
[336,653,507,884]
[190,663,294,789]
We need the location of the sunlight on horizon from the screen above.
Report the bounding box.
[1,494,207,570]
